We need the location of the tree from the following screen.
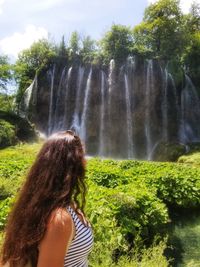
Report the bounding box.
[181,2,200,89]
[0,55,12,94]
[100,24,133,64]
[57,35,68,58]
[188,1,200,32]
[0,55,13,111]
[14,39,56,103]
[133,0,184,60]
[54,36,68,67]
[80,35,97,64]
[68,31,81,60]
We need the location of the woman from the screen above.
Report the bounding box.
[1,131,93,267]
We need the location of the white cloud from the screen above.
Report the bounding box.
[147,0,200,14]
[0,0,5,14]
[0,24,48,58]
[34,0,65,10]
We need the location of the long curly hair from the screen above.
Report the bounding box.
[1,131,87,267]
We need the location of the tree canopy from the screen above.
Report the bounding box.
[0,55,12,94]
[100,24,133,64]
[133,0,184,59]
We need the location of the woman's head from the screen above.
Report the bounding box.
[1,130,87,267]
[29,130,86,207]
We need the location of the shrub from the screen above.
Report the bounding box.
[86,181,169,260]
[88,158,200,209]
[89,239,170,267]
[0,197,15,230]
[0,143,41,199]
[0,119,16,148]
[0,110,37,143]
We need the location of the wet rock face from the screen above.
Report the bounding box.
[151,141,186,162]
[21,57,200,160]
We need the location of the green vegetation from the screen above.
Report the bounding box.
[100,24,133,65]
[87,158,200,208]
[0,55,12,94]
[0,110,37,148]
[178,144,200,166]
[14,39,56,103]
[1,143,200,265]
[0,120,16,148]
[0,143,41,199]
[89,239,169,267]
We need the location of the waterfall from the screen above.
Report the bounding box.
[25,57,200,160]
[80,68,92,142]
[124,73,134,158]
[145,60,153,159]
[179,75,200,143]
[71,66,85,133]
[107,59,115,156]
[108,59,115,94]
[162,68,169,142]
[53,66,67,131]
[20,76,37,117]
[47,65,55,135]
[62,67,72,129]
[99,71,106,156]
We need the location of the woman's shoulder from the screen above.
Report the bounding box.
[48,208,73,230]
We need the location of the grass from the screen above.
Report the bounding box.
[89,239,170,267]
[178,151,200,167]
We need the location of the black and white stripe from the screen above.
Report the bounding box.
[64,206,93,267]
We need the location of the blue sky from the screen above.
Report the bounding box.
[0,0,198,59]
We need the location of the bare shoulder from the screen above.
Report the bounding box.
[48,208,73,230]
[38,208,74,266]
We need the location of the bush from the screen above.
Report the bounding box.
[89,239,170,267]
[86,182,168,260]
[0,119,16,148]
[0,197,15,230]
[0,143,41,199]
[88,158,200,209]
[0,110,37,143]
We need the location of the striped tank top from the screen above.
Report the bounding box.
[64,206,93,267]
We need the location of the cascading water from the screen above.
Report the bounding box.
[53,66,67,131]
[20,76,37,117]
[71,66,85,133]
[162,68,169,143]
[80,68,92,142]
[124,73,134,158]
[99,70,106,156]
[179,75,200,143]
[62,67,72,129]
[145,60,154,160]
[107,59,116,156]
[47,65,55,135]
[23,57,200,159]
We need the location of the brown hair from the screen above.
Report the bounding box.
[1,131,87,267]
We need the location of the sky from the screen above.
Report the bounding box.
[0,0,199,60]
